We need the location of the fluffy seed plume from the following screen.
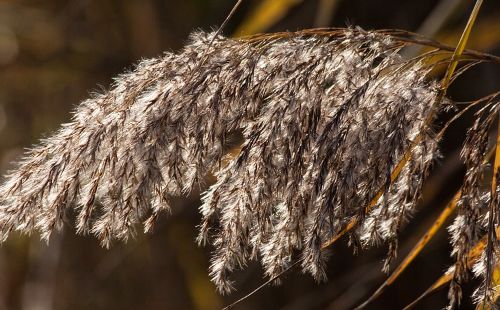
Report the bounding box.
[448,99,500,309]
[0,28,445,297]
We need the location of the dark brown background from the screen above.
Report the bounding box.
[0,1,499,309]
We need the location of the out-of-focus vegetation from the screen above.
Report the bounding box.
[0,1,498,309]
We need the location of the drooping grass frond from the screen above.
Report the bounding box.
[449,98,500,309]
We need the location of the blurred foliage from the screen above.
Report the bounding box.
[234,0,302,36]
[0,1,498,309]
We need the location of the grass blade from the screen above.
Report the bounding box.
[440,0,483,92]
[403,229,499,309]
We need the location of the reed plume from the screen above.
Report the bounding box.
[0,27,497,308]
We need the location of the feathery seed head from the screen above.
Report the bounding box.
[0,28,450,298]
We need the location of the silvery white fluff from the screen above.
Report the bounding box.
[0,29,443,296]
[447,101,500,309]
